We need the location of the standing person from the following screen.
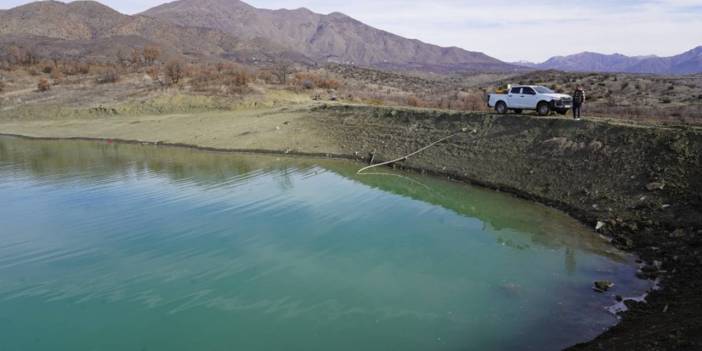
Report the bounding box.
[572,86,586,120]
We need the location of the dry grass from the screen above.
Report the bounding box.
[2,52,700,125]
[326,64,491,112]
[327,64,702,124]
[292,71,341,90]
[188,62,252,95]
[96,68,120,84]
[492,70,702,124]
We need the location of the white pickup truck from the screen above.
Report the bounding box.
[487,85,573,116]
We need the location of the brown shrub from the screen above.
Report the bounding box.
[273,62,293,85]
[146,65,160,80]
[50,68,64,83]
[462,93,489,112]
[37,78,51,92]
[8,46,38,66]
[143,46,161,65]
[256,69,275,84]
[116,49,130,68]
[190,63,251,94]
[41,62,55,74]
[130,49,143,67]
[229,69,250,87]
[293,72,342,90]
[62,62,91,76]
[407,96,422,107]
[164,60,184,85]
[322,79,341,90]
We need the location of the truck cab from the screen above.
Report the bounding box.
[488,85,573,116]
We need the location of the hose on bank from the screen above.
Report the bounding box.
[356,127,470,176]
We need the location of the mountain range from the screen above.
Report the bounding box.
[515,48,702,75]
[0,0,700,75]
[0,0,515,72]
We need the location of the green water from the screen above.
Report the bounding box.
[0,137,649,351]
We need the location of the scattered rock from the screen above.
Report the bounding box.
[670,229,685,238]
[588,140,604,151]
[646,182,665,191]
[596,221,606,231]
[594,280,615,293]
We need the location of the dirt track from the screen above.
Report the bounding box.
[1,103,701,350]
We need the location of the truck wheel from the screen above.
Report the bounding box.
[495,101,507,114]
[513,109,522,114]
[537,102,550,116]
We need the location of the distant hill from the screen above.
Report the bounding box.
[519,47,702,75]
[0,0,518,73]
[0,1,316,64]
[140,0,516,72]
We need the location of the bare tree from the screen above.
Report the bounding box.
[8,46,22,65]
[96,68,120,84]
[164,60,184,85]
[130,48,143,67]
[8,46,36,66]
[143,46,161,66]
[116,49,130,68]
[272,62,292,85]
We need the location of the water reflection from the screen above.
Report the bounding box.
[0,136,647,351]
[0,136,618,266]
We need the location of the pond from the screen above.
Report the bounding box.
[0,136,650,351]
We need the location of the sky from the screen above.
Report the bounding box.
[1,0,701,62]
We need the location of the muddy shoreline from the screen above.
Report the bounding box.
[1,105,701,350]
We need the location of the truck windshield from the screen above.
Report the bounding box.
[534,86,554,94]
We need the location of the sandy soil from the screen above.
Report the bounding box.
[0,104,341,155]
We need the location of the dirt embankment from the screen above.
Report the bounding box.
[309,105,702,350]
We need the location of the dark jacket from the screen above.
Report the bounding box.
[573,89,586,104]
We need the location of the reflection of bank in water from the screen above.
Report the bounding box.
[332,161,629,263]
[0,135,628,263]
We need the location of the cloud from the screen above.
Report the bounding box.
[248,0,702,61]
[1,0,700,62]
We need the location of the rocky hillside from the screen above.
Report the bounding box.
[0,1,310,63]
[0,0,516,72]
[141,0,516,72]
[527,47,702,75]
